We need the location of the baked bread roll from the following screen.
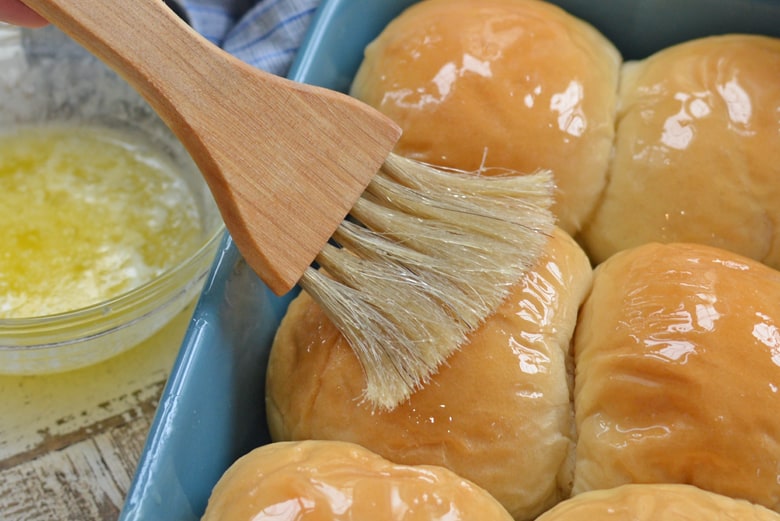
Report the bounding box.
[202,440,513,520]
[266,228,593,521]
[580,35,780,268]
[572,242,780,511]
[350,0,620,235]
[537,484,780,521]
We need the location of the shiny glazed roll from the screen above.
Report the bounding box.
[580,35,780,268]
[572,242,780,511]
[266,228,593,521]
[201,440,513,520]
[350,0,621,235]
[537,484,780,521]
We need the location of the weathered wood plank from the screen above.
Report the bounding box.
[0,416,151,520]
[0,304,194,520]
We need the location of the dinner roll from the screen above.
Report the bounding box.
[580,35,780,268]
[572,242,780,511]
[266,228,593,521]
[350,0,621,235]
[537,484,780,521]
[202,440,513,520]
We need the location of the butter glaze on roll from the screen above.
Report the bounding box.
[580,35,780,268]
[350,0,621,235]
[537,484,780,521]
[201,440,513,520]
[572,242,780,511]
[266,228,593,521]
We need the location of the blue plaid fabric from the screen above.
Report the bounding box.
[175,0,321,76]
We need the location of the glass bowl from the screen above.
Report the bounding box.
[0,24,225,375]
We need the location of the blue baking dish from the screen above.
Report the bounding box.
[118,1,780,519]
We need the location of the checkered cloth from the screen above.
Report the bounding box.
[172,0,321,76]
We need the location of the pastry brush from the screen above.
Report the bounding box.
[23,0,555,409]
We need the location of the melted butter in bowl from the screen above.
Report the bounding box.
[1,124,204,319]
[0,25,224,373]
[0,123,224,374]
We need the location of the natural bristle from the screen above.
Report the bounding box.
[298,153,555,410]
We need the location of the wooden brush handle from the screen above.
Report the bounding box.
[22,0,401,294]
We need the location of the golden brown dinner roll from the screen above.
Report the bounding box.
[580,35,780,268]
[202,440,513,520]
[537,484,780,521]
[572,242,780,511]
[350,0,621,235]
[266,228,593,521]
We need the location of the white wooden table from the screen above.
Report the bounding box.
[0,303,194,520]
